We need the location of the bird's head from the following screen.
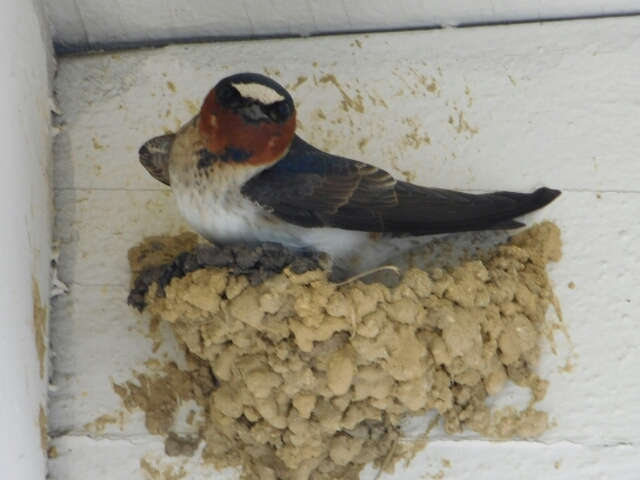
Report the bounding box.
[198,73,296,167]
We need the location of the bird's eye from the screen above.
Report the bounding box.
[277,102,290,117]
[218,85,234,101]
[269,101,291,121]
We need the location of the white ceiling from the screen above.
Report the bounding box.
[44,0,639,52]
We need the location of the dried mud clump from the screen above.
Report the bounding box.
[125,222,562,480]
[128,233,326,312]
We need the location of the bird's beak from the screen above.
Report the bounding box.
[239,103,270,123]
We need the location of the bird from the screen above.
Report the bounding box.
[139,72,560,275]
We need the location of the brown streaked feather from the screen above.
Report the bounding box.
[242,135,561,235]
[139,134,174,186]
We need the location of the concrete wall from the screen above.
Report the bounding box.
[47,15,640,480]
[4,1,639,479]
[44,0,640,52]
[0,1,54,480]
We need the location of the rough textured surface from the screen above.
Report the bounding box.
[121,223,561,479]
[128,233,327,312]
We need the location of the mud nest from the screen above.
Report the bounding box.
[123,223,562,480]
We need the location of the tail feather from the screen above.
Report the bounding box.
[379,187,561,236]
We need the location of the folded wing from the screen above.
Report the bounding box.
[139,134,174,186]
[242,135,560,236]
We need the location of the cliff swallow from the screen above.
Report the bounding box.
[139,73,560,274]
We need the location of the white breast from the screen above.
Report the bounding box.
[173,181,445,274]
[172,177,367,254]
[169,161,443,275]
[174,183,270,244]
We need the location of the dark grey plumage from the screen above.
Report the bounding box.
[242,135,560,236]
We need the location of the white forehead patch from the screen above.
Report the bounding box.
[231,82,285,105]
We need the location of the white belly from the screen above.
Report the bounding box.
[174,186,265,244]
[172,177,444,274]
[173,184,366,256]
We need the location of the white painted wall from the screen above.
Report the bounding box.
[0,1,54,480]
[17,1,639,478]
[44,0,640,52]
[47,15,640,479]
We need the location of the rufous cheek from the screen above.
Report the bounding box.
[197,92,296,166]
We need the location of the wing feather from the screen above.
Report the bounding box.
[243,135,561,235]
[139,134,174,186]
